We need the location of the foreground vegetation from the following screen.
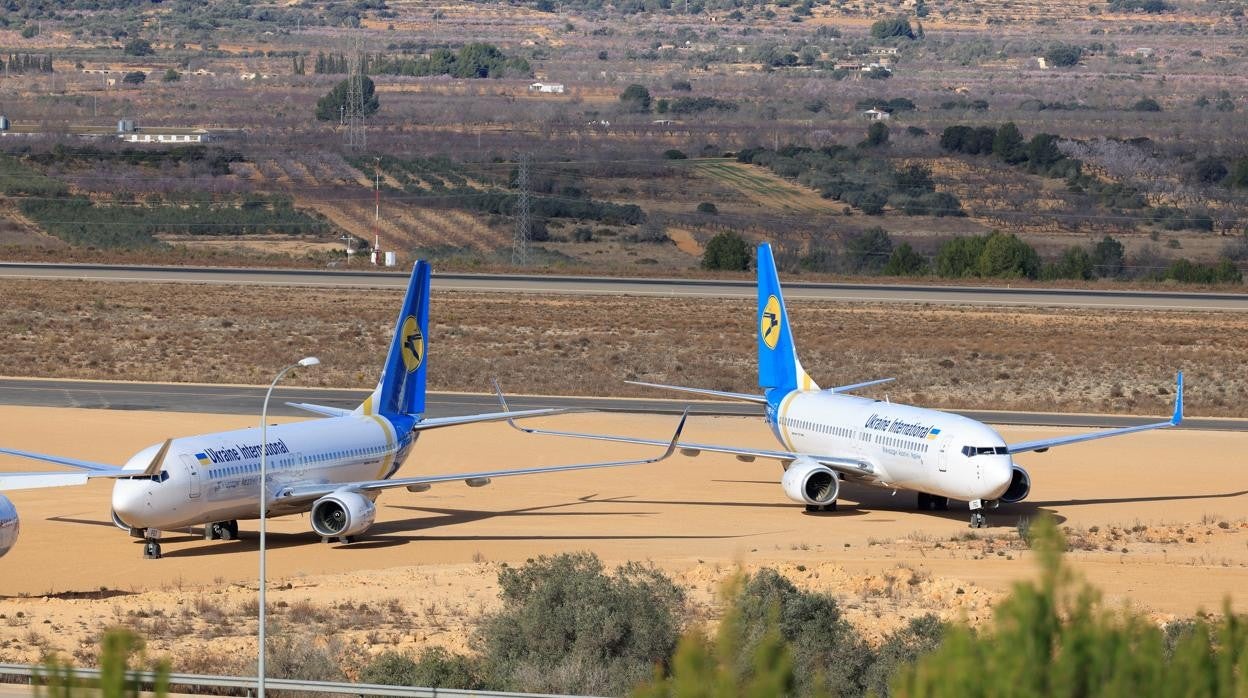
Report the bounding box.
[30,519,1247,697]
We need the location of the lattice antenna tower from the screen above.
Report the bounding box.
[345,35,366,150]
[512,153,531,266]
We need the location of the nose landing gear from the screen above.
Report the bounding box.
[142,530,162,559]
[968,499,995,528]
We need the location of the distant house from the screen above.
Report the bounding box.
[529,81,565,94]
[1134,47,1155,57]
[869,46,899,56]
[190,68,217,77]
[119,128,211,144]
[863,108,891,121]
[835,61,864,71]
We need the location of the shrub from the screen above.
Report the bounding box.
[619,84,652,112]
[846,227,893,273]
[883,242,929,276]
[864,615,946,696]
[702,232,751,270]
[891,516,1248,697]
[663,149,688,160]
[978,231,1041,279]
[360,648,483,689]
[864,122,890,147]
[1131,97,1162,112]
[124,38,155,56]
[1044,43,1084,67]
[871,16,916,39]
[121,71,147,85]
[478,552,685,695]
[696,202,718,214]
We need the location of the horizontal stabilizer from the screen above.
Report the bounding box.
[413,408,569,431]
[624,381,769,404]
[285,402,353,418]
[826,378,895,394]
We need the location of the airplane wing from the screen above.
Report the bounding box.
[273,410,690,503]
[0,439,174,491]
[1007,372,1183,455]
[492,383,874,478]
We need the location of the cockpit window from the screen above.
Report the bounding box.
[961,446,1008,457]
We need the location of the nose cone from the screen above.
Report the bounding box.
[111,479,155,529]
[985,457,1014,499]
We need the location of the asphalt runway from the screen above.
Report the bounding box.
[0,378,1241,431]
[2,262,1247,310]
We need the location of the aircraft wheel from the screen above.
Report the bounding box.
[143,541,162,559]
[970,512,988,529]
[932,496,949,511]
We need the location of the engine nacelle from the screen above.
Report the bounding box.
[781,458,840,506]
[0,494,19,558]
[1000,465,1031,504]
[310,490,376,538]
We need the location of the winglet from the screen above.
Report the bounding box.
[141,439,172,477]
[492,378,525,433]
[660,409,690,460]
[1171,371,1184,426]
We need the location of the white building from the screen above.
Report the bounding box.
[529,81,566,94]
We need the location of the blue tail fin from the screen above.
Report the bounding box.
[757,243,818,405]
[357,261,429,417]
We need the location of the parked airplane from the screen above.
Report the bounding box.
[505,242,1183,528]
[0,261,684,559]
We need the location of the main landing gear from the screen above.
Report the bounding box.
[804,502,837,513]
[916,493,949,511]
[204,520,239,541]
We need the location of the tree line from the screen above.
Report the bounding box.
[0,53,54,73]
[307,44,530,79]
[702,230,1243,284]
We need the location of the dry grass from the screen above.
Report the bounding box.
[0,278,1245,415]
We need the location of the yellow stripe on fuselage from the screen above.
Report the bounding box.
[777,390,801,452]
[369,415,397,479]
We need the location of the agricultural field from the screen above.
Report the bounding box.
[0,0,1244,281]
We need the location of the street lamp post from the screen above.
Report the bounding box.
[258,356,319,698]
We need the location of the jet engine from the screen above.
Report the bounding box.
[781,458,840,506]
[0,494,19,558]
[1000,466,1031,504]
[310,491,377,539]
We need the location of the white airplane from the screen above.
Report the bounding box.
[505,242,1183,528]
[0,261,685,559]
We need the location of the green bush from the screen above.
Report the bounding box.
[38,628,170,698]
[1044,43,1083,67]
[360,648,483,689]
[846,227,893,273]
[315,75,380,121]
[702,231,751,271]
[891,516,1248,698]
[478,552,685,695]
[620,84,652,112]
[871,16,916,39]
[696,201,718,214]
[883,242,929,276]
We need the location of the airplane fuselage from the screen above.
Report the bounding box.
[111,413,416,531]
[768,390,1014,502]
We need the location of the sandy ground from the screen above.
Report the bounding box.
[0,406,1246,665]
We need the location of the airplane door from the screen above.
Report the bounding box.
[179,454,202,499]
[936,437,951,472]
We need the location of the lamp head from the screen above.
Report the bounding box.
[297,357,321,368]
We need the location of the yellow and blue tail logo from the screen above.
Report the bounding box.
[757,243,818,408]
[357,261,430,418]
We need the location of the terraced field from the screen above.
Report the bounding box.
[694,160,842,215]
